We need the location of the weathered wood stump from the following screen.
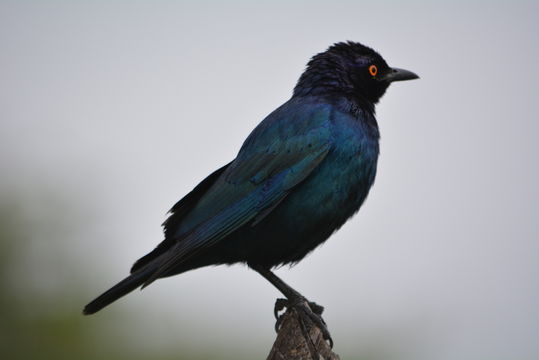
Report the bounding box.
[266,301,340,360]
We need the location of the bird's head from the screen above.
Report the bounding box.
[293,41,418,108]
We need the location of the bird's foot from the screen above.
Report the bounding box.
[274,297,324,322]
[273,297,333,348]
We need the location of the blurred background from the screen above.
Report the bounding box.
[1,1,538,359]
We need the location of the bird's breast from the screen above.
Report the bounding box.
[238,117,380,266]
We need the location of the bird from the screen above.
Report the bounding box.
[83,41,418,344]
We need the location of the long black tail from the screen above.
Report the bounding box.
[83,267,154,315]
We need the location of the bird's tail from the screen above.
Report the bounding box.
[83,267,155,315]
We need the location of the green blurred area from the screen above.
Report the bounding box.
[0,193,243,360]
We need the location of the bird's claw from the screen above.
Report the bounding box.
[272,297,333,348]
[274,298,288,320]
[274,298,289,332]
[295,302,333,348]
[274,297,324,320]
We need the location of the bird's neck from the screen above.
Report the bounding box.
[293,78,377,118]
[292,91,377,126]
[333,97,380,137]
[331,95,377,119]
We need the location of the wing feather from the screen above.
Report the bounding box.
[142,102,333,285]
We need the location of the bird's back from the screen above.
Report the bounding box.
[222,97,380,267]
[155,96,380,270]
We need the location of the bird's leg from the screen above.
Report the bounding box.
[249,264,333,348]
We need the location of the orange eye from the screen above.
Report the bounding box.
[369,65,378,76]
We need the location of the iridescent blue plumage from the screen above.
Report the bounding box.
[84,41,418,316]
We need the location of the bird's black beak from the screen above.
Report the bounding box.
[379,67,419,83]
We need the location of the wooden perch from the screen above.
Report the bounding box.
[266,300,340,360]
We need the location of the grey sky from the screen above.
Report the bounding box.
[1,1,538,359]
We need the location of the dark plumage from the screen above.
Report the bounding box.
[83,42,418,326]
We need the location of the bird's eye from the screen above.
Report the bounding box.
[369,65,378,77]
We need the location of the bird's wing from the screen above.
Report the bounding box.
[142,102,333,286]
[130,162,232,274]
